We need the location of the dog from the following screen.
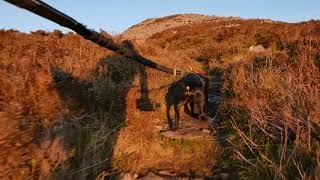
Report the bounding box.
[165,72,208,130]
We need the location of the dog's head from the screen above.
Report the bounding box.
[185,85,203,97]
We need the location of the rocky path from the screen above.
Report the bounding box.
[158,75,232,180]
[159,74,223,141]
[119,74,233,180]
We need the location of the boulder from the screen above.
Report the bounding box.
[249,45,265,53]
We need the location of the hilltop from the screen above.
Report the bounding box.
[0,14,319,179]
[120,13,278,42]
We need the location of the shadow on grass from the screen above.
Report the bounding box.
[50,41,156,179]
[206,69,240,179]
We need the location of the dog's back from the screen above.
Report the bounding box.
[165,72,208,130]
[165,73,204,105]
[165,80,185,107]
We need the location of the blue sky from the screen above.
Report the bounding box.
[1,0,320,33]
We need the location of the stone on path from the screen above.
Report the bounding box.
[160,116,214,141]
[249,44,266,53]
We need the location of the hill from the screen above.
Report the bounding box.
[0,14,319,179]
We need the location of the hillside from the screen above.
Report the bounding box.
[121,14,219,41]
[0,14,320,179]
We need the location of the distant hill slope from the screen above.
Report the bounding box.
[120,13,279,42]
[120,14,219,41]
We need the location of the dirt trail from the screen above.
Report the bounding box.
[159,74,224,140]
[114,14,232,179]
[117,74,231,179]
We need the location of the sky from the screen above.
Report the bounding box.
[1,0,320,33]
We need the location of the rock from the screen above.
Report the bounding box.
[224,24,240,28]
[139,172,171,180]
[158,170,176,176]
[213,168,222,175]
[120,173,137,180]
[220,173,230,180]
[208,95,220,103]
[194,177,203,180]
[249,45,265,53]
[15,142,23,147]
[160,117,213,141]
[178,177,189,180]
[154,125,163,133]
[202,129,211,134]
[208,117,217,124]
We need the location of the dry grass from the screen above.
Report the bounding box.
[220,40,320,178]
[0,29,113,178]
[209,23,320,178]
[0,27,215,178]
[140,17,320,178]
[1,15,320,179]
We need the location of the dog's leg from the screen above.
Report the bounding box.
[184,103,191,115]
[190,96,199,118]
[166,104,174,129]
[184,86,192,115]
[198,101,207,121]
[174,103,180,130]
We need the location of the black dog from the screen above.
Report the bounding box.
[165,72,208,130]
